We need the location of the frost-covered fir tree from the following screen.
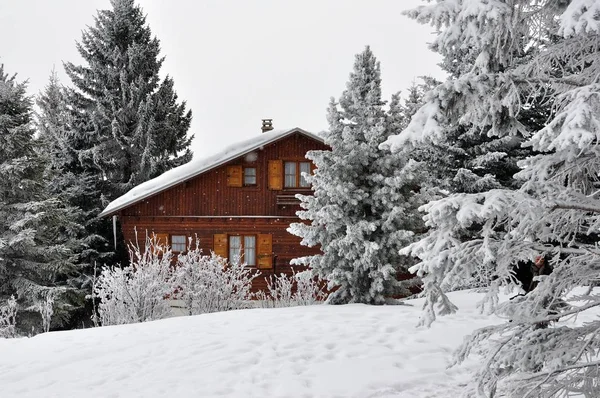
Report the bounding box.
[36,72,101,327]
[65,0,193,195]
[62,0,193,267]
[384,1,600,396]
[0,65,81,332]
[290,47,425,304]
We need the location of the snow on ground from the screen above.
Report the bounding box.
[0,291,504,398]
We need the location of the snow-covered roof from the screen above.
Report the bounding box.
[99,127,324,217]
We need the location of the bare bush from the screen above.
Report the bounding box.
[0,296,18,338]
[33,293,54,333]
[174,239,258,315]
[94,235,177,326]
[256,270,328,308]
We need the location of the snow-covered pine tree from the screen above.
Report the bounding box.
[289,47,425,304]
[35,71,100,328]
[384,1,600,396]
[0,65,81,332]
[65,0,193,195]
[61,0,193,267]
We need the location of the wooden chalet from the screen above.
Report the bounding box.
[99,121,329,291]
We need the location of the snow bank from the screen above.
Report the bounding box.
[0,290,503,398]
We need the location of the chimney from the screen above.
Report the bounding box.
[261,119,274,133]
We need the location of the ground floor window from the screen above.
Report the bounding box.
[171,235,187,252]
[229,235,256,266]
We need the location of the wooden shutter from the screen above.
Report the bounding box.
[257,234,273,269]
[226,165,242,187]
[268,160,283,190]
[213,234,228,259]
[154,233,169,248]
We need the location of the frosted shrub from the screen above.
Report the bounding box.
[294,271,329,305]
[33,293,54,333]
[0,296,18,338]
[94,235,177,326]
[174,239,258,315]
[256,270,328,308]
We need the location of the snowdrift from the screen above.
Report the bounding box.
[0,291,503,398]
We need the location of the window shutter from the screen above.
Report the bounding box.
[213,234,228,259]
[154,233,169,248]
[257,234,273,269]
[268,160,283,190]
[226,165,243,187]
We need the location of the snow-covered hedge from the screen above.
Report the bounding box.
[93,235,259,325]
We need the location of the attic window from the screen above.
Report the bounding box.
[244,167,256,186]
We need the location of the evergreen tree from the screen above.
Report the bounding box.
[36,72,99,327]
[385,1,600,396]
[61,0,193,266]
[0,65,81,332]
[290,47,425,304]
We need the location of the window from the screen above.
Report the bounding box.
[171,235,187,252]
[244,167,256,186]
[228,235,256,266]
[214,233,272,269]
[284,161,311,188]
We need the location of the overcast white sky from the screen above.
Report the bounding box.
[0,0,444,158]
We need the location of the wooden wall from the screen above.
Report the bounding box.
[116,131,328,292]
[120,216,319,292]
[122,132,329,218]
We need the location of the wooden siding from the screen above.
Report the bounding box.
[120,216,319,292]
[122,132,328,218]
[116,131,328,293]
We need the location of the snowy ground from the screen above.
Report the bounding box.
[0,291,505,398]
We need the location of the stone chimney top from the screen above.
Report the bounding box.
[261,119,274,133]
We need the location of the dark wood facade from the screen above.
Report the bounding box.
[111,130,329,291]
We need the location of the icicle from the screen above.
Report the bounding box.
[112,215,117,250]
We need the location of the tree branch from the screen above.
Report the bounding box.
[548,200,600,214]
[516,360,600,382]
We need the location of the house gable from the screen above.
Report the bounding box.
[99,128,325,217]
[117,131,328,218]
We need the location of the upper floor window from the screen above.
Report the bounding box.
[227,165,258,187]
[284,161,311,188]
[244,167,256,186]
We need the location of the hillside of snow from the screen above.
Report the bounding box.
[0,291,505,398]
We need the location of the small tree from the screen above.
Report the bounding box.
[0,296,18,338]
[290,46,425,304]
[94,235,176,325]
[174,239,258,315]
[33,293,55,333]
